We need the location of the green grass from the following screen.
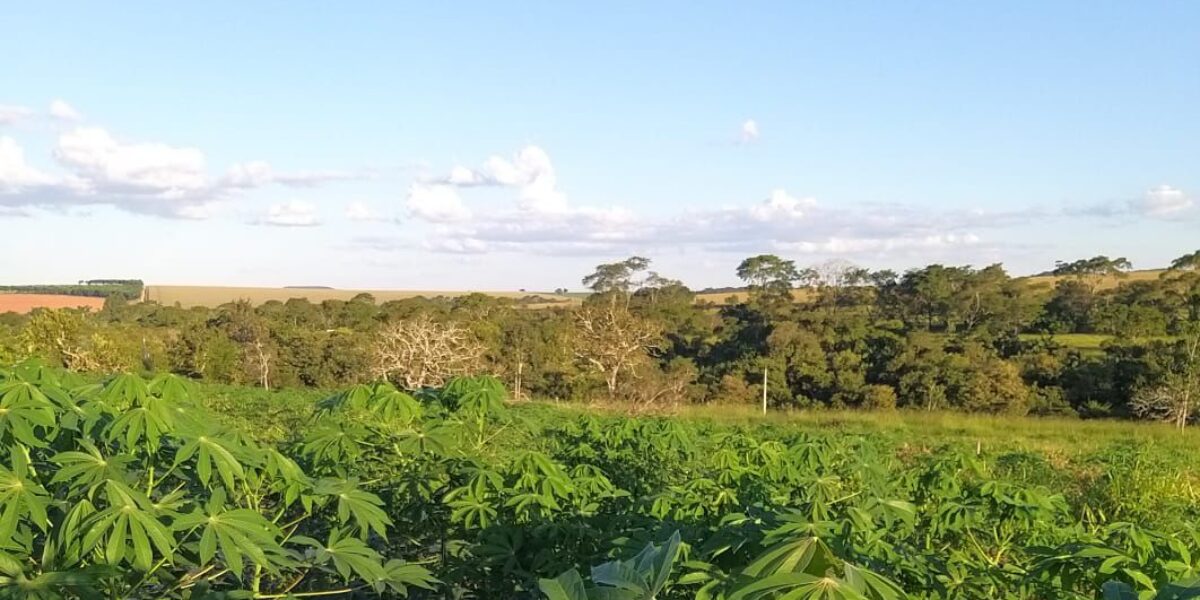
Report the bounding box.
[673,403,1200,456]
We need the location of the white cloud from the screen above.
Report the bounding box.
[740,119,760,143]
[406,183,471,222]
[1134,185,1192,217]
[774,233,981,254]
[55,127,209,194]
[0,105,35,126]
[224,160,275,188]
[345,201,381,221]
[748,189,816,221]
[224,161,360,189]
[435,145,568,214]
[1070,185,1195,220]
[0,109,364,218]
[0,137,54,189]
[48,99,83,122]
[261,200,319,227]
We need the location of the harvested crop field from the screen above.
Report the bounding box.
[0,293,106,314]
[143,285,577,308]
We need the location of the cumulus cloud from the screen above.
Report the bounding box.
[739,119,760,143]
[0,103,365,219]
[0,137,55,189]
[56,127,210,194]
[432,145,568,214]
[48,99,83,122]
[406,183,471,222]
[381,145,1020,258]
[748,189,815,221]
[260,200,319,227]
[0,105,35,126]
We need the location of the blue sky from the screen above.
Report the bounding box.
[1,2,1197,290]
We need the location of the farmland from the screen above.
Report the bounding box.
[2,365,1198,599]
[0,292,105,313]
[142,285,576,308]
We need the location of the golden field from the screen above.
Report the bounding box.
[139,269,1171,309]
[143,285,576,308]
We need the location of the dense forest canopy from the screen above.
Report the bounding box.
[2,250,1198,426]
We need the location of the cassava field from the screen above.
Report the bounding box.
[2,364,1198,600]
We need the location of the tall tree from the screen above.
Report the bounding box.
[582,256,651,306]
[736,254,800,306]
[1169,249,1200,271]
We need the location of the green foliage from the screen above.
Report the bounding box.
[0,363,431,598]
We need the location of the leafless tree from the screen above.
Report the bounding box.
[370,315,485,389]
[572,304,662,397]
[1131,332,1199,430]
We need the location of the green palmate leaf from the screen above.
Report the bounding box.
[369,387,422,424]
[0,447,50,542]
[50,441,133,494]
[316,384,374,415]
[104,394,175,451]
[0,382,58,448]
[393,424,455,456]
[743,537,837,578]
[53,499,97,566]
[98,373,149,408]
[442,376,507,417]
[262,448,311,508]
[372,560,438,595]
[295,528,387,583]
[0,564,116,600]
[590,531,683,600]
[728,572,867,600]
[302,424,364,466]
[173,433,246,491]
[313,479,391,539]
[175,489,291,579]
[539,569,589,600]
[841,564,905,600]
[147,373,192,403]
[80,490,175,571]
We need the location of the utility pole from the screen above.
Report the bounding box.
[762,367,768,415]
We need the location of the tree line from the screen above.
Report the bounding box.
[2,249,1198,425]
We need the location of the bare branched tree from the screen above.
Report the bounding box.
[1131,332,1199,430]
[572,304,662,397]
[370,315,485,389]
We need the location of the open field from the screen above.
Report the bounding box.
[1023,268,1167,292]
[0,292,105,313]
[143,284,577,308]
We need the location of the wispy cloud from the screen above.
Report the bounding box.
[1068,185,1195,220]
[48,99,83,122]
[0,105,35,126]
[739,119,760,144]
[258,200,320,227]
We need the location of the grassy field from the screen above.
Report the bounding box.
[1022,268,1167,292]
[143,285,577,308]
[673,402,1200,456]
[109,267,1178,309]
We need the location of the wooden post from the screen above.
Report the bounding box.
[762,367,768,415]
